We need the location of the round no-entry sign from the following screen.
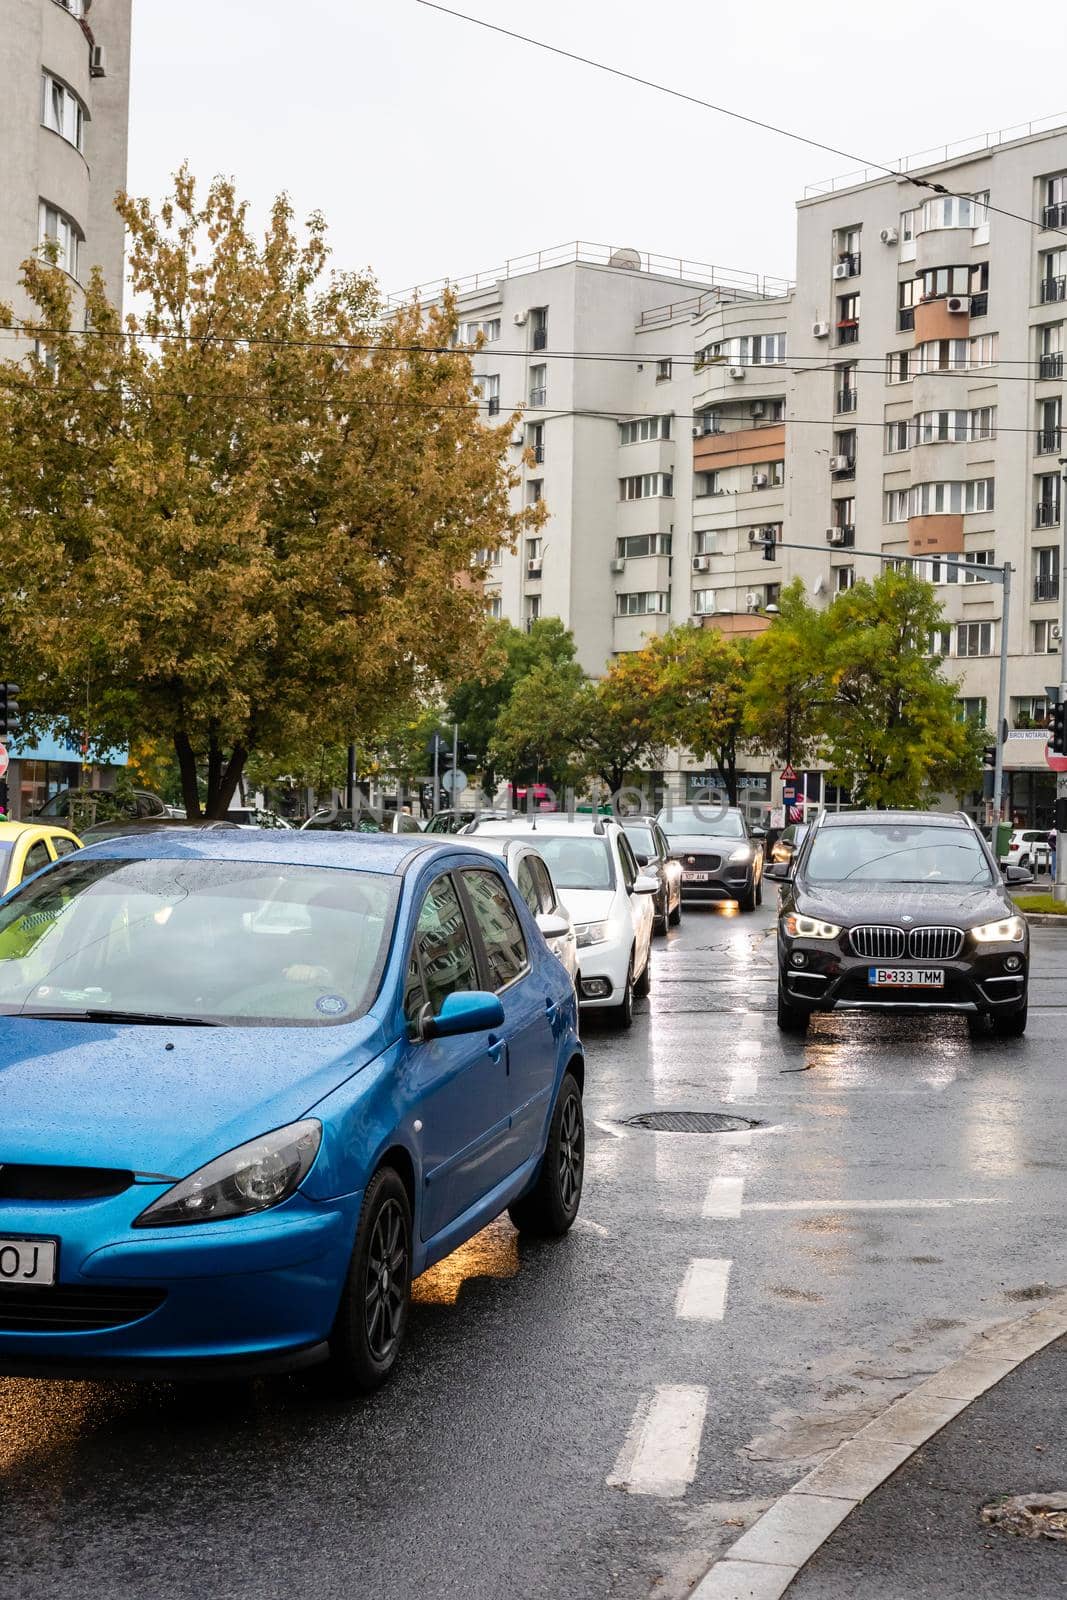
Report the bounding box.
[0,743,9,779]
[1045,740,1067,774]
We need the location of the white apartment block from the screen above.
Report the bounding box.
[419,119,1067,826]
[0,0,132,325]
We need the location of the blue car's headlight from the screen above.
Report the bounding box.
[133,1120,322,1228]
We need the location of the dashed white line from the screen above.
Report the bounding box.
[743,1197,1001,1213]
[727,1065,759,1101]
[607,1384,708,1498]
[676,1258,733,1321]
[703,1175,745,1219]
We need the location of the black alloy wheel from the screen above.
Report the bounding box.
[328,1166,412,1392]
[508,1072,585,1235]
[738,873,757,913]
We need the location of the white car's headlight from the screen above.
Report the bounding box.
[134,1120,322,1227]
[783,914,841,940]
[574,921,609,949]
[971,915,1025,944]
[728,845,752,863]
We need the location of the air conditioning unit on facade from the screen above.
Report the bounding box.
[1053,624,1063,642]
[750,400,766,419]
[832,262,850,280]
[692,425,702,437]
[747,527,762,546]
[812,320,831,338]
[829,454,852,472]
[745,591,761,610]
[90,44,107,77]
[693,555,712,572]
[610,557,626,574]
[513,310,528,325]
[527,558,543,577]
[511,434,525,447]
[947,295,971,314]
[826,526,847,545]
[752,471,769,488]
[879,226,899,245]
[729,365,746,379]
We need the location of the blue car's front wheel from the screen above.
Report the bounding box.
[328,1167,412,1391]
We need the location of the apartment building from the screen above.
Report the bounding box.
[0,0,132,817]
[0,0,132,325]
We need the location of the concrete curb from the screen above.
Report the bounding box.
[691,1291,1067,1600]
[1021,913,1067,927]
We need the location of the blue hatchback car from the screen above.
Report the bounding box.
[0,831,584,1388]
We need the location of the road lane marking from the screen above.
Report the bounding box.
[676,1258,732,1321]
[743,1197,1001,1213]
[703,1176,745,1219]
[735,1040,762,1057]
[608,1384,708,1498]
[727,1065,759,1100]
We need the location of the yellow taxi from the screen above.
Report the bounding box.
[0,820,82,894]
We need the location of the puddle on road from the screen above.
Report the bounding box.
[411,1219,519,1307]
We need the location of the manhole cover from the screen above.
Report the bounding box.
[622,1111,757,1134]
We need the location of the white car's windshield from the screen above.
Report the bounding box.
[804,825,995,885]
[0,857,398,1026]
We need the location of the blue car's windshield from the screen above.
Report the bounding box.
[0,857,399,1026]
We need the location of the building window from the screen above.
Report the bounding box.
[528,420,545,462]
[1034,619,1060,654]
[1034,546,1060,603]
[963,549,994,583]
[886,349,912,384]
[1036,472,1061,527]
[474,372,500,415]
[836,292,860,344]
[909,408,997,444]
[524,595,542,626]
[1042,172,1067,230]
[38,201,81,279]
[698,334,786,367]
[694,406,721,436]
[956,622,994,658]
[526,480,543,506]
[830,499,855,539]
[918,263,987,301]
[835,362,858,412]
[1014,695,1050,726]
[1038,321,1064,379]
[835,226,861,276]
[619,415,672,445]
[958,697,988,724]
[917,194,988,233]
[655,359,672,383]
[691,589,716,615]
[751,460,784,488]
[1040,248,1067,304]
[617,591,669,616]
[528,364,547,406]
[908,479,994,516]
[617,532,672,558]
[457,318,501,344]
[1037,396,1061,454]
[834,565,855,593]
[530,306,548,350]
[41,73,86,151]
[620,472,673,500]
[832,430,856,477]
[885,419,909,453]
[694,470,722,497]
[885,489,909,523]
[928,627,952,657]
[487,594,502,620]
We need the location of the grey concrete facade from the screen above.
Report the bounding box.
[0,0,132,324]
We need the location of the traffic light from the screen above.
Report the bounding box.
[1052,701,1067,756]
[748,526,776,562]
[0,682,20,739]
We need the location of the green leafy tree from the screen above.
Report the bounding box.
[0,168,539,816]
[638,627,749,804]
[446,617,578,793]
[488,659,594,795]
[744,580,827,766]
[584,651,665,793]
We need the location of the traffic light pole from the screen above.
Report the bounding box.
[755,535,1012,824]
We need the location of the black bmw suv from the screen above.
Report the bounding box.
[770,810,1032,1037]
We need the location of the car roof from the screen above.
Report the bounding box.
[469,816,618,837]
[0,821,78,840]
[74,829,494,876]
[817,809,971,829]
[620,816,658,826]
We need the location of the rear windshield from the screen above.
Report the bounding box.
[479,834,615,891]
[0,857,399,1026]
[804,824,994,886]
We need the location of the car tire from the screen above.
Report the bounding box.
[653,893,668,936]
[776,982,810,1034]
[668,897,681,927]
[610,954,635,1027]
[738,876,757,913]
[508,1072,585,1236]
[991,1003,1028,1038]
[755,874,764,908]
[634,947,651,999]
[327,1166,412,1393]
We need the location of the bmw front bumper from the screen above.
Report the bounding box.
[778,937,1028,1016]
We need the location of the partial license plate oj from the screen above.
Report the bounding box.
[0,1237,58,1287]
[868,967,944,989]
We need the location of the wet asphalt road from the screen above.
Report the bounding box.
[2,900,1065,1600]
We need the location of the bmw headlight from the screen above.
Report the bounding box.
[783,914,841,940]
[971,915,1025,944]
[133,1120,322,1227]
[574,921,609,948]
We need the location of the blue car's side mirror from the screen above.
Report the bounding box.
[423,990,505,1039]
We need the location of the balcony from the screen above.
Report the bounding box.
[532,327,548,350]
[969,291,988,317]
[1034,573,1060,602]
[1035,499,1061,528]
[533,442,545,463]
[897,306,915,332]
[1040,275,1067,303]
[835,387,858,413]
[1043,202,1067,230]
[1039,352,1064,380]
[1037,427,1062,454]
[836,252,861,277]
[837,322,859,345]
[828,524,856,548]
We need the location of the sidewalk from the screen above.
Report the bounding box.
[784,1334,1067,1598]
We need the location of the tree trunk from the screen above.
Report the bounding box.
[174,731,202,818]
[205,738,248,818]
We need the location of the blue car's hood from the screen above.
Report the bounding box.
[0,1014,388,1176]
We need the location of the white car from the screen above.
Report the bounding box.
[1002,828,1051,873]
[465,816,657,1026]
[459,836,579,983]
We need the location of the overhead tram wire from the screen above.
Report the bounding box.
[415,0,1067,244]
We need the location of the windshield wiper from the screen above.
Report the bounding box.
[15,1008,221,1027]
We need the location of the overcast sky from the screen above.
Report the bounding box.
[128,0,1045,298]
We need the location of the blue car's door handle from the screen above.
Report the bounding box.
[544,996,558,1017]
[487,1035,506,1064]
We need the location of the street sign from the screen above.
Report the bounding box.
[0,744,9,779]
[770,807,785,829]
[780,764,798,781]
[441,768,467,793]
